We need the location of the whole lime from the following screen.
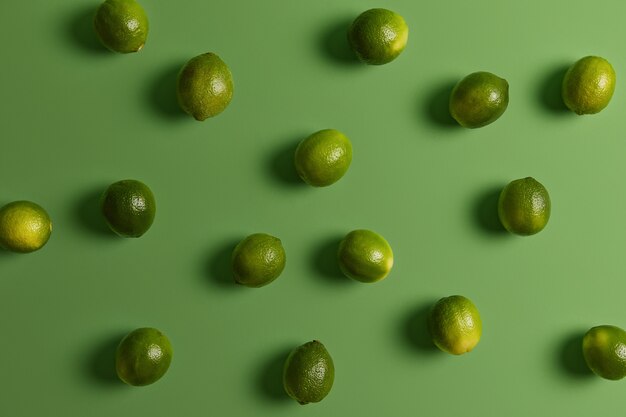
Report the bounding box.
[232,233,286,287]
[562,56,616,115]
[347,8,409,65]
[94,0,149,53]
[583,325,626,380]
[498,177,550,236]
[177,52,234,121]
[338,229,393,283]
[449,71,509,128]
[101,179,156,238]
[428,295,482,355]
[294,129,352,187]
[116,327,173,386]
[0,201,52,253]
[283,340,334,405]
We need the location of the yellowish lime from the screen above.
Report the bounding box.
[0,201,52,253]
[498,177,550,236]
[562,56,616,115]
[294,129,352,187]
[337,229,393,283]
[428,295,482,355]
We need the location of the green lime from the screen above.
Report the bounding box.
[294,129,352,187]
[337,229,393,283]
[232,233,286,287]
[177,52,234,121]
[0,201,52,253]
[101,179,156,238]
[498,177,550,236]
[283,340,334,405]
[562,56,616,115]
[449,71,509,128]
[94,0,149,53]
[347,8,408,65]
[583,325,626,380]
[428,295,482,355]
[116,327,173,386]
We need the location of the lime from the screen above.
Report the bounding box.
[428,295,482,355]
[101,179,156,238]
[283,340,334,405]
[562,56,616,115]
[337,229,393,283]
[498,177,550,236]
[177,52,234,121]
[449,71,509,128]
[347,8,408,65]
[232,233,286,287]
[94,0,148,53]
[0,201,52,253]
[116,327,172,386]
[583,325,626,380]
[294,129,352,187]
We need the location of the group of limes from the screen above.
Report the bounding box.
[3,0,626,405]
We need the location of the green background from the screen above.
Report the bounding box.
[1,0,625,415]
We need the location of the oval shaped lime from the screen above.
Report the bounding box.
[583,325,626,380]
[449,71,509,128]
[562,56,616,115]
[338,229,393,283]
[101,179,156,238]
[0,201,52,253]
[498,177,550,236]
[428,295,482,355]
[347,8,409,65]
[283,340,334,405]
[232,233,286,287]
[177,52,234,121]
[94,0,149,53]
[116,327,173,386]
[294,129,352,187]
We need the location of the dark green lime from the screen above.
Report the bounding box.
[583,325,626,380]
[116,327,172,386]
[94,0,149,53]
[283,340,334,404]
[101,179,156,238]
[232,233,286,287]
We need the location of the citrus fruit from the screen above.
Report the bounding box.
[177,52,234,121]
[0,201,52,253]
[347,8,408,65]
[428,295,482,355]
[283,340,334,405]
[94,0,149,53]
[449,71,509,128]
[582,325,626,380]
[294,129,352,187]
[101,179,156,238]
[498,177,550,236]
[231,233,286,287]
[337,229,393,283]
[115,327,173,386]
[562,56,616,115]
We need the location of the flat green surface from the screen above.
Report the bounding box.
[2,0,626,415]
